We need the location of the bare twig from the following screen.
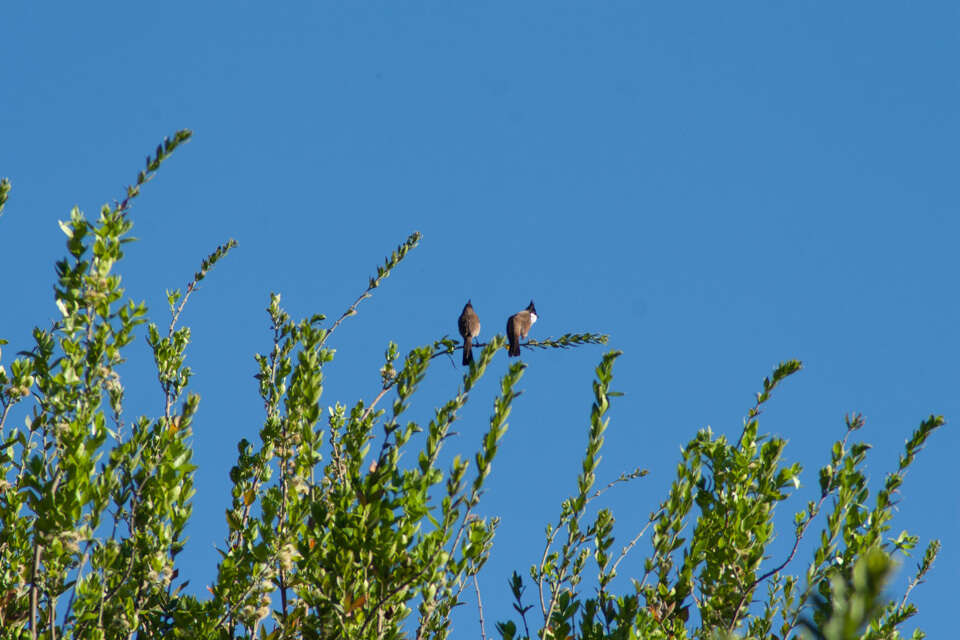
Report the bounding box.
[360,385,392,424]
[636,500,671,593]
[898,540,940,611]
[610,509,660,578]
[592,467,647,500]
[0,402,12,434]
[473,574,487,640]
[324,289,373,341]
[324,232,421,344]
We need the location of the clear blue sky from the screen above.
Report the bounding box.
[2,2,957,636]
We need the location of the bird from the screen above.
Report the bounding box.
[458,300,481,366]
[506,301,537,357]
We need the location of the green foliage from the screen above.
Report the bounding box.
[494,362,944,640]
[800,548,894,640]
[0,131,199,637]
[0,132,945,640]
[0,178,10,218]
[205,287,524,638]
[0,131,608,639]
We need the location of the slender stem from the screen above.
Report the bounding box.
[536,528,557,619]
[0,401,11,434]
[473,574,487,640]
[277,410,290,621]
[49,594,56,640]
[360,385,393,424]
[898,544,938,611]
[359,343,471,426]
[168,281,197,337]
[362,502,476,639]
[591,467,645,500]
[323,289,373,343]
[30,542,42,640]
[727,428,855,633]
[63,539,94,627]
[610,512,659,577]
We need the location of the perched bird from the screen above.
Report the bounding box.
[458,300,481,366]
[506,301,537,357]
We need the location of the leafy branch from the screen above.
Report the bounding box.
[323,231,422,342]
[0,177,10,218]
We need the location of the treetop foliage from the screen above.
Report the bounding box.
[0,132,944,640]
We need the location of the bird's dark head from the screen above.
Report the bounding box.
[527,300,537,314]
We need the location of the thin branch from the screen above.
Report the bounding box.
[727,427,857,633]
[167,281,197,337]
[211,560,277,632]
[62,539,95,627]
[537,520,563,620]
[30,542,42,640]
[898,576,922,612]
[49,594,56,640]
[362,331,603,431]
[364,496,480,639]
[323,232,421,344]
[234,323,283,547]
[610,510,660,578]
[636,499,671,593]
[0,401,12,434]
[160,240,236,420]
[277,423,290,622]
[591,467,647,500]
[525,333,609,350]
[898,540,940,611]
[473,574,487,640]
[360,385,393,425]
[324,289,374,341]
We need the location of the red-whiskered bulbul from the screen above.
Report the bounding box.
[506,300,537,357]
[458,300,481,366]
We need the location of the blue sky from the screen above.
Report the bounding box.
[2,2,957,636]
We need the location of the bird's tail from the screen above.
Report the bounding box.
[462,337,474,365]
[507,329,520,357]
[507,315,520,357]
